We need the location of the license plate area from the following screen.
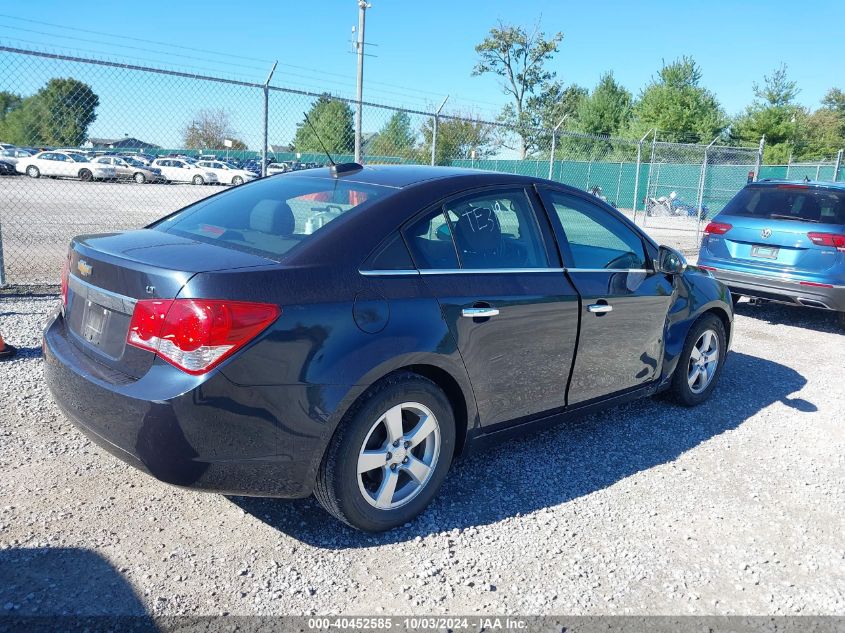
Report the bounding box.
[81,300,112,347]
[751,245,779,259]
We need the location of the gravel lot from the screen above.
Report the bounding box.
[0,292,842,617]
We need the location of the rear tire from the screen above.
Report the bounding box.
[134,172,146,184]
[192,175,204,185]
[79,169,93,182]
[26,166,40,178]
[667,313,726,407]
[314,372,455,532]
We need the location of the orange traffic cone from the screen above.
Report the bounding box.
[0,330,16,360]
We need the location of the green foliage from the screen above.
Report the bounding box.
[0,78,99,146]
[473,20,564,158]
[627,57,725,143]
[182,108,247,150]
[419,115,494,165]
[368,111,415,158]
[732,64,810,162]
[292,95,354,155]
[577,72,632,137]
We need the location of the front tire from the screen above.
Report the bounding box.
[26,166,40,178]
[315,373,455,532]
[667,313,726,407]
[232,175,243,185]
[192,175,204,185]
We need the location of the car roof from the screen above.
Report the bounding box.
[292,164,524,189]
[751,179,845,191]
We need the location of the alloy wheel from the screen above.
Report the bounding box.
[687,329,719,394]
[356,402,441,510]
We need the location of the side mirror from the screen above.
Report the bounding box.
[656,245,686,275]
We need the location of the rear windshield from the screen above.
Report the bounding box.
[722,185,845,225]
[153,175,386,259]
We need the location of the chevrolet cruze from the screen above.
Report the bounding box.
[44,165,733,531]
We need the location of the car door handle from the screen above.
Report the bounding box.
[461,307,500,318]
[587,303,613,314]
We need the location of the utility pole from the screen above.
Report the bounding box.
[354,1,371,164]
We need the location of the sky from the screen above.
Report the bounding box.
[1,0,843,150]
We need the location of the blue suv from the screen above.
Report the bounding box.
[698,180,845,327]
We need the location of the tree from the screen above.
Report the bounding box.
[732,64,806,162]
[292,95,354,155]
[628,56,725,143]
[577,72,632,137]
[821,88,845,116]
[0,78,99,146]
[0,91,22,122]
[802,88,845,159]
[182,108,246,150]
[419,115,494,165]
[473,20,563,158]
[368,111,415,159]
[502,81,586,158]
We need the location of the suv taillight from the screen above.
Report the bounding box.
[127,299,280,375]
[703,222,732,236]
[807,232,845,251]
[60,256,70,307]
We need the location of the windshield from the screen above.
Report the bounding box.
[153,175,387,260]
[722,185,845,225]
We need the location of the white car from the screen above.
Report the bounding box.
[0,147,34,165]
[266,162,293,175]
[150,158,218,185]
[16,151,116,181]
[196,160,258,185]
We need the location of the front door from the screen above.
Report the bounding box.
[403,186,580,428]
[536,187,674,405]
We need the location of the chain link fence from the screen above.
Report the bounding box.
[0,46,841,286]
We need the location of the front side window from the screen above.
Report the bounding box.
[154,175,386,260]
[541,190,647,270]
[404,188,549,270]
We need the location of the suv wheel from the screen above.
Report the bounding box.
[668,313,727,407]
[315,373,455,532]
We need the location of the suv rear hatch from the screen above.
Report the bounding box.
[63,229,277,379]
[705,183,845,275]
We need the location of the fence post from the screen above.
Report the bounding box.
[833,149,843,182]
[642,131,658,227]
[0,219,5,287]
[548,115,568,180]
[632,129,652,223]
[430,95,449,166]
[696,136,718,245]
[261,61,277,178]
[753,135,765,181]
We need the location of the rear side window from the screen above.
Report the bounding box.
[363,233,413,270]
[723,185,845,225]
[154,175,385,260]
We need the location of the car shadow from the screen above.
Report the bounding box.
[0,547,155,629]
[230,351,814,548]
[733,299,843,334]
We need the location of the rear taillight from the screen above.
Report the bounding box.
[127,299,280,375]
[60,256,70,307]
[807,232,845,251]
[703,222,732,236]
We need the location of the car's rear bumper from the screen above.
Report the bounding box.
[43,311,330,498]
[707,267,845,312]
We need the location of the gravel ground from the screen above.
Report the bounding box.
[0,294,843,617]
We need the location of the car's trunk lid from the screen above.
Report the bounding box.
[64,229,277,378]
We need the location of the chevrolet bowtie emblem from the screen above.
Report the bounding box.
[77,260,93,277]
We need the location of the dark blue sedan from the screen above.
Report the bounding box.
[43,165,733,531]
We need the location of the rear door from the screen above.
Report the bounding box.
[403,186,580,429]
[536,187,673,405]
